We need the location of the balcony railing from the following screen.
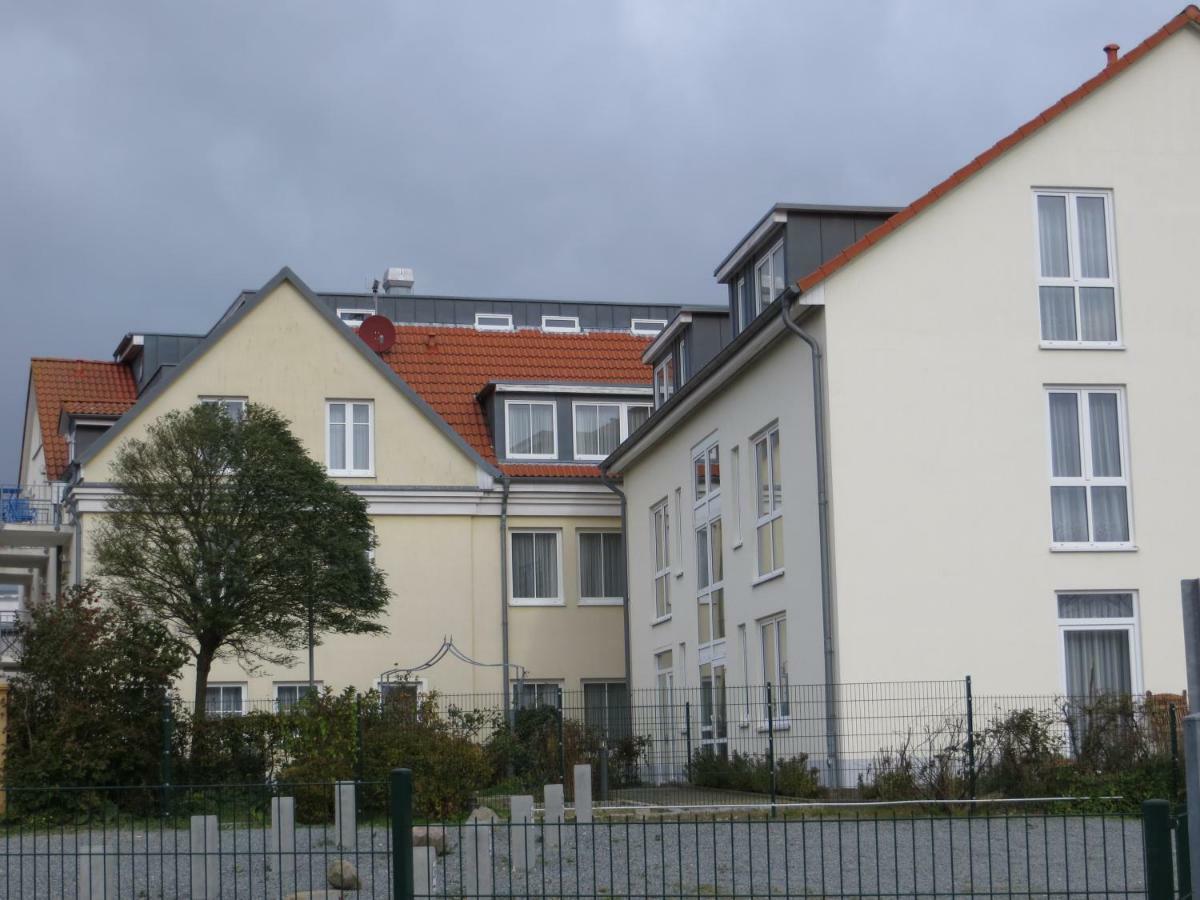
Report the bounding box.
[0,611,19,663]
[0,484,69,528]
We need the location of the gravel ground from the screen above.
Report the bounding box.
[0,814,1146,898]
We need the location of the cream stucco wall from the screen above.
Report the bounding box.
[818,27,1200,694]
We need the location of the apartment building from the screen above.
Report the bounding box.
[605,9,1200,781]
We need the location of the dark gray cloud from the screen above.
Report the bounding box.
[0,0,1181,476]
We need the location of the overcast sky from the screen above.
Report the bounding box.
[0,1,1183,477]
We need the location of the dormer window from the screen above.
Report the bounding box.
[754,240,786,313]
[476,313,515,331]
[632,319,667,337]
[200,397,247,422]
[505,400,557,458]
[337,309,374,327]
[541,315,580,333]
[654,358,675,408]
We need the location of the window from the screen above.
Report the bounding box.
[754,240,786,313]
[730,446,742,547]
[753,426,784,577]
[337,309,374,327]
[573,402,652,460]
[651,500,671,620]
[1035,191,1119,346]
[200,396,247,422]
[327,401,374,476]
[512,680,561,710]
[653,650,676,778]
[275,682,320,710]
[760,614,790,719]
[694,441,724,647]
[380,681,420,709]
[541,315,580,333]
[699,661,728,756]
[510,530,562,604]
[1046,388,1132,548]
[579,531,624,604]
[505,400,557,459]
[1057,592,1140,701]
[205,683,245,717]
[475,313,514,331]
[677,337,689,384]
[653,358,675,408]
[631,318,668,336]
[583,681,631,740]
[736,276,751,332]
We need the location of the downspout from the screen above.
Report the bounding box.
[779,287,840,786]
[498,473,513,726]
[598,469,633,695]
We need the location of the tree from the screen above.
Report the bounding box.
[7,582,187,792]
[93,402,390,719]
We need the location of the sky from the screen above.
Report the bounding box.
[0,1,1184,478]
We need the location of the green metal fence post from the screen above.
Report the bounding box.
[1143,799,1175,900]
[767,682,777,815]
[965,675,977,801]
[160,695,173,818]
[557,686,567,794]
[1170,703,1181,805]
[356,694,366,784]
[684,701,693,782]
[391,768,414,900]
[1176,811,1192,899]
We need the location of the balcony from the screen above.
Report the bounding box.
[1,484,69,529]
[0,612,18,667]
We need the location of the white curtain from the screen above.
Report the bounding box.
[1048,393,1081,476]
[352,404,370,470]
[512,532,535,597]
[510,405,532,454]
[1076,196,1110,278]
[602,533,624,597]
[1079,287,1117,341]
[1088,393,1122,476]
[579,532,607,598]
[329,403,346,470]
[530,405,555,455]
[1039,287,1077,341]
[1058,592,1133,618]
[1092,486,1129,542]
[1052,487,1088,542]
[1065,629,1131,697]
[533,532,557,597]
[1037,195,1070,277]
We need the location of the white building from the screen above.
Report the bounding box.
[605,9,1200,782]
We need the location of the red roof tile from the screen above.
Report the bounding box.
[376,325,654,478]
[30,359,137,480]
[796,5,1200,294]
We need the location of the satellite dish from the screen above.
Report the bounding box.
[359,315,396,353]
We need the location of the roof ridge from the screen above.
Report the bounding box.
[796,4,1200,293]
[31,356,125,365]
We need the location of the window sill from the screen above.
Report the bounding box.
[757,721,791,734]
[505,455,559,463]
[327,470,376,478]
[1049,543,1137,553]
[1039,341,1125,351]
[579,598,623,607]
[651,614,672,626]
[509,599,565,607]
[752,569,785,587]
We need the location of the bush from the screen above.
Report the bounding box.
[691,748,822,799]
[860,721,967,802]
[975,708,1064,799]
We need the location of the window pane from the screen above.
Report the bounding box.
[655,577,668,617]
[756,258,773,311]
[653,509,665,569]
[738,277,753,327]
[1088,393,1122,477]
[707,445,720,492]
[1048,393,1081,477]
[770,243,786,298]
[1091,486,1129,543]
[755,438,770,516]
[1051,486,1089,542]
[769,431,782,509]
[352,405,370,471]
[1076,196,1110,278]
[1064,629,1131,697]
[698,597,712,644]
[771,517,785,570]
[711,588,725,640]
[777,618,789,716]
[694,455,707,500]
[534,533,558,598]
[628,405,651,432]
[1039,287,1077,341]
[1037,195,1070,277]
[603,532,624,597]
[330,427,346,471]
[762,621,777,685]
[757,522,773,575]
[509,405,532,454]
[512,533,535,597]
[1058,593,1134,619]
[329,403,346,425]
[695,526,709,589]
[596,405,621,455]
[710,518,723,583]
[531,405,555,455]
[1079,288,1117,342]
[580,533,603,598]
[576,405,599,456]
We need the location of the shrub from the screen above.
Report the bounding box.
[691,748,822,799]
[975,708,1064,799]
[861,721,967,802]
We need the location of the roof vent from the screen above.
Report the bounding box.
[1104,43,1119,68]
[382,267,415,294]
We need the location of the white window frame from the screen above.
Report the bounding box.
[200,396,248,422]
[205,682,247,717]
[1055,590,1143,697]
[541,315,581,333]
[735,276,749,331]
[693,437,724,651]
[752,423,784,580]
[504,400,558,460]
[336,308,375,327]
[730,445,743,548]
[325,400,374,477]
[653,359,674,408]
[508,529,564,606]
[759,612,790,725]
[1045,386,1134,551]
[650,499,672,622]
[631,318,668,336]
[578,529,624,606]
[512,679,563,710]
[571,401,650,461]
[754,239,786,314]
[1032,190,1122,349]
[475,312,515,331]
[274,681,321,710]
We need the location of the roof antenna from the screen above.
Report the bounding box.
[371,278,381,316]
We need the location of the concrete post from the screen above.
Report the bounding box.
[413,845,435,897]
[543,783,564,856]
[467,820,492,897]
[1181,579,1200,883]
[189,815,219,899]
[510,795,534,874]
[334,781,356,850]
[76,847,116,899]
[268,796,295,892]
[573,764,592,824]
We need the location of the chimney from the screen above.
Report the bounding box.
[1104,43,1120,68]
[382,267,415,295]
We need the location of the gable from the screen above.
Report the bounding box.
[83,274,489,487]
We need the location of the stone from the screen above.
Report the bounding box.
[327,859,361,890]
[466,805,501,824]
[285,892,345,899]
[413,824,449,854]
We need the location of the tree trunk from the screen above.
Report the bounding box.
[192,644,215,724]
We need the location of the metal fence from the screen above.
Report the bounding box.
[0,484,67,528]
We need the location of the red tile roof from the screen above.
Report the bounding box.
[29,359,137,480]
[797,5,1200,294]
[377,325,654,477]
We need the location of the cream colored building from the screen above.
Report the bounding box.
[606,11,1200,780]
[12,267,681,723]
